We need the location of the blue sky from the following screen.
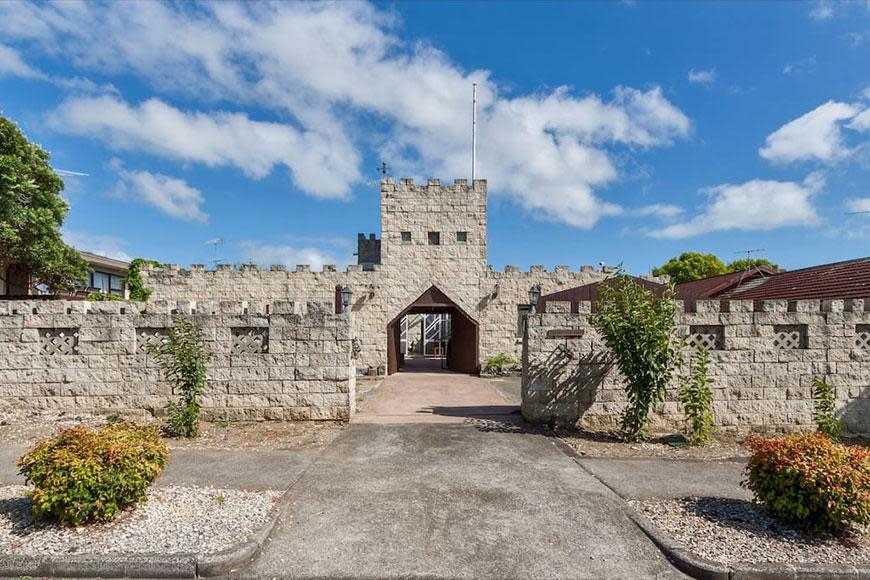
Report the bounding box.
[0,1,868,274]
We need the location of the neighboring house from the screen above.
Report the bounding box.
[0,251,130,298]
[715,257,870,301]
[675,266,778,303]
[80,251,130,298]
[536,276,666,313]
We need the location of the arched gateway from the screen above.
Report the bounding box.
[386,285,479,375]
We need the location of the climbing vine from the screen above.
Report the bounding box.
[127,258,161,301]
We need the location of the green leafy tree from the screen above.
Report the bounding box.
[678,346,715,445]
[652,252,726,284]
[726,258,782,273]
[0,116,89,293]
[127,258,161,301]
[591,271,680,442]
[148,318,212,438]
[812,378,842,441]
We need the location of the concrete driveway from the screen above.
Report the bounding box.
[243,420,684,578]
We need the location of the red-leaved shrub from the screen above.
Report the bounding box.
[743,433,869,535]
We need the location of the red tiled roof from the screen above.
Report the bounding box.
[675,267,779,301]
[538,277,666,313]
[718,257,870,301]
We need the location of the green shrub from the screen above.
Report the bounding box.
[85,292,124,301]
[127,258,161,301]
[678,345,715,445]
[743,433,869,536]
[18,423,168,526]
[483,353,517,375]
[590,271,680,442]
[149,317,212,437]
[813,378,842,441]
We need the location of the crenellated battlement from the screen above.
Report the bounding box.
[141,262,380,276]
[0,299,338,317]
[381,177,487,194]
[538,298,870,316]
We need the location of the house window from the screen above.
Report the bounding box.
[89,271,125,296]
[401,231,412,243]
[456,231,468,242]
[428,231,440,245]
[517,304,531,337]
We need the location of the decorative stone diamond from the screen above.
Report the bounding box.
[687,325,724,350]
[773,325,806,350]
[232,327,269,354]
[856,325,870,350]
[39,328,79,356]
[137,328,168,355]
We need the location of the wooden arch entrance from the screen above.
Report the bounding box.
[386,285,479,375]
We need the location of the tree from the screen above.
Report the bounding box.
[591,272,680,442]
[0,116,88,293]
[726,258,781,273]
[652,252,726,284]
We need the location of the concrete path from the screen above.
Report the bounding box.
[577,457,751,501]
[355,360,521,424]
[0,443,317,491]
[242,423,684,579]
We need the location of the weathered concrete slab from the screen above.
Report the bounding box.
[242,423,685,579]
[577,457,751,501]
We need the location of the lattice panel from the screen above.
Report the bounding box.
[773,325,806,350]
[137,328,168,355]
[39,328,79,356]
[856,325,870,350]
[687,325,724,350]
[232,327,269,354]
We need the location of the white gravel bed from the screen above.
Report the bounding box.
[630,497,869,566]
[0,484,280,556]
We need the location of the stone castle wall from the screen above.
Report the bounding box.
[141,178,622,371]
[0,299,355,421]
[522,299,870,435]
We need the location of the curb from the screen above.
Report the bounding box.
[0,499,283,579]
[549,435,870,580]
[626,505,870,580]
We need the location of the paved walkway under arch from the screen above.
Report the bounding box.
[353,358,521,424]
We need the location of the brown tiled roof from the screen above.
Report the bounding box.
[675,267,779,301]
[718,257,870,301]
[538,277,666,313]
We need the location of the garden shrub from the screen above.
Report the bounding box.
[678,345,715,445]
[483,352,517,375]
[149,317,212,437]
[591,271,680,442]
[812,378,842,441]
[18,423,168,526]
[127,258,161,301]
[743,433,869,535]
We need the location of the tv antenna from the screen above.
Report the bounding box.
[379,161,389,176]
[733,248,770,285]
[204,237,224,267]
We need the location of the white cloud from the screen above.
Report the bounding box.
[649,175,821,239]
[2,1,691,228]
[111,167,208,223]
[809,2,834,20]
[0,43,44,78]
[846,198,870,213]
[51,96,358,199]
[849,107,870,132]
[629,204,684,218]
[238,241,352,271]
[687,69,716,85]
[759,101,860,164]
[63,230,132,262]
